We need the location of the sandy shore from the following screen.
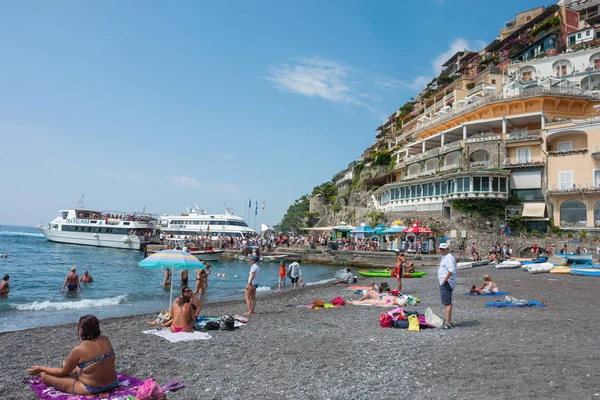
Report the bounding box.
[2,263,600,399]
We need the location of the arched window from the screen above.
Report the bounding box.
[407,163,420,177]
[560,200,587,226]
[594,201,600,227]
[470,150,490,167]
[519,66,537,82]
[589,52,600,71]
[444,151,461,168]
[552,59,572,77]
[425,158,437,172]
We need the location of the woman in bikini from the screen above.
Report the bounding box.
[0,274,9,299]
[169,294,194,333]
[26,315,119,395]
[193,269,207,301]
[470,274,499,295]
[348,295,402,306]
[61,268,81,294]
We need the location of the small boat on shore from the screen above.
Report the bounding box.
[570,268,600,276]
[457,260,489,270]
[358,270,426,278]
[495,260,521,269]
[556,254,593,265]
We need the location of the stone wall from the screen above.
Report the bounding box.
[464,139,506,169]
[309,194,326,213]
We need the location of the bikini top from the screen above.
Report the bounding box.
[78,351,115,370]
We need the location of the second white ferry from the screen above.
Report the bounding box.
[159,206,255,238]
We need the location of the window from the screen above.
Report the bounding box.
[526,15,531,22]
[595,201,600,225]
[435,182,441,196]
[586,30,591,36]
[481,177,490,192]
[577,33,582,39]
[522,71,533,81]
[556,65,568,76]
[473,177,481,192]
[595,169,600,188]
[595,58,600,70]
[558,171,574,190]
[447,180,454,194]
[560,200,587,226]
[516,147,531,163]
[510,189,543,200]
[557,141,572,152]
[569,35,576,45]
[492,177,500,192]
[491,79,496,84]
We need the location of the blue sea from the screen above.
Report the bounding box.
[0,225,347,333]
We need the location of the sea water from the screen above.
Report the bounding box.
[0,225,348,332]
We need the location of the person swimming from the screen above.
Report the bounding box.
[80,270,94,284]
[0,274,9,299]
[61,268,81,294]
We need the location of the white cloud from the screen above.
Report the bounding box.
[91,168,137,181]
[168,176,242,195]
[168,176,200,188]
[432,38,482,75]
[267,57,356,104]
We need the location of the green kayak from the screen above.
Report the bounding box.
[358,270,426,278]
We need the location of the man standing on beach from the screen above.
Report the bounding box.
[245,255,260,315]
[437,243,456,329]
[395,249,405,293]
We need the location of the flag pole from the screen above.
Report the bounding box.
[254,199,258,234]
[260,201,265,235]
[247,198,251,227]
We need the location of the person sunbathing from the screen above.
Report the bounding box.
[26,315,119,395]
[470,274,499,295]
[348,295,402,306]
[145,310,172,328]
[169,294,194,333]
[404,262,415,273]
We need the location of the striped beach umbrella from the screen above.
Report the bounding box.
[138,249,204,307]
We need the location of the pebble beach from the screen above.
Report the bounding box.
[2,263,599,399]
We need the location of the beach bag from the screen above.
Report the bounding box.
[394,320,409,329]
[407,314,420,332]
[205,321,220,330]
[331,296,345,306]
[312,299,325,308]
[389,290,399,296]
[380,282,390,292]
[387,307,404,321]
[136,378,166,400]
[418,314,429,329]
[220,315,235,331]
[379,313,394,328]
[424,307,443,329]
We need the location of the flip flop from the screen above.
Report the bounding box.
[162,380,185,392]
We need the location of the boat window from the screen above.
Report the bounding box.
[61,212,68,219]
[52,224,58,229]
[123,222,130,225]
[90,220,97,224]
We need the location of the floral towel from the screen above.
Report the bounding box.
[26,372,144,400]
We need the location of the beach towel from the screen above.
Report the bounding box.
[26,372,144,400]
[485,301,546,308]
[464,291,510,297]
[143,328,211,342]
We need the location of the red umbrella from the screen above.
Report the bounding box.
[402,223,433,234]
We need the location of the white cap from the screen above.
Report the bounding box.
[439,243,449,250]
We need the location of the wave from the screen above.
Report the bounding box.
[256,286,272,292]
[0,231,44,238]
[13,295,128,311]
[304,278,336,287]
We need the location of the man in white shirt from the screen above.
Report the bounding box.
[245,255,260,315]
[334,268,354,284]
[437,243,457,329]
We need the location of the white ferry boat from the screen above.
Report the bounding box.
[159,206,255,239]
[37,209,159,250]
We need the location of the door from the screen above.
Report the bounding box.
[595,169,600,188]
[558,171,574,190]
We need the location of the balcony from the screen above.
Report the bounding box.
[466,133,502,144]
[439,163,461,172]
[547,183,583,193]
[444,92,454,102]
[467,82,485,96]
[506,130,542,143]
[548,148,588,157]
[470,160,490,169]
[504,157,544,167]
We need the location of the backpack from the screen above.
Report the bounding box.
[291,263,299,276]
[220,315,235,331]
[379,313,394,328]
[312,299,325,308]
[380,282,390,292]
[205,321,220,330]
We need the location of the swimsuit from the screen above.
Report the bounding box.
[67,284,78,291]
[171,323,189,333]
[74,351,118,394]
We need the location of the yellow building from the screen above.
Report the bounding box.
[545,119,600,229]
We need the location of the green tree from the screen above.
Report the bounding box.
[279,195,310,233]
[312,182,338,204]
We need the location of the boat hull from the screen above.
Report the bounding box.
[189,250,224,262]
[557,254,593,264]
[38,227,144,250]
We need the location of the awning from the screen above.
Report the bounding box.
[522,202,546,218]
[510,170,542,189]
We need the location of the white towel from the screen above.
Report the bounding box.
[142,329,211,342]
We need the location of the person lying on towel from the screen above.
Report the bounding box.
[347,295,403,306]
[470,274,499,295]
[26,315,119,395]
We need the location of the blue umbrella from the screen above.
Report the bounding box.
[374,224,388,235]
[351,225,375,233]
[383,226,406,234]
[138,249,204,308]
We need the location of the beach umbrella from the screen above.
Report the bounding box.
[137,249,204,308]
[374,223,387,235]
[351,225,375,233]
[383,225,406,234]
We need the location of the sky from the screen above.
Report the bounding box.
[0,0,549,228]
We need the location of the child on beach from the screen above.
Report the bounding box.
[277,261,286,292]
